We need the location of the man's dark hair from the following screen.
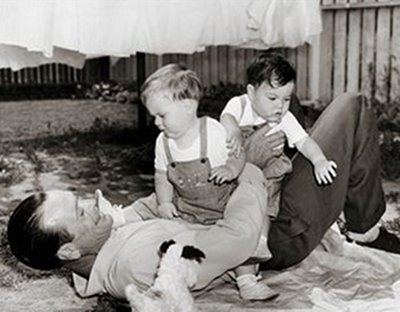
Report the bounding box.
[7,193,73,270]
[247,52,297,88]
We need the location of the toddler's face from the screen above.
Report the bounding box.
[145,92,193,140]
[248,80,294,124]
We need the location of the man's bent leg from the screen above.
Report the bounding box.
[263,93,386,270]
[193,163,268,289]
[309,93,385,233]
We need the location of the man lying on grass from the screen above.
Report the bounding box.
[7,93,400,302]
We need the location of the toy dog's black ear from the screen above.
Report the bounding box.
[181,246,206,263]
[159,239,176,255]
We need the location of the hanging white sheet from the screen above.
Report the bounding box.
[0,0,322,70]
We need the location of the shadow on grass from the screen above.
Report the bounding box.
[0,124,160,296]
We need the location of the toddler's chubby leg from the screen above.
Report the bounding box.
[251,178,279,262]
[192,163,269,290]
[121,193,163,222]
[251,217,272,261]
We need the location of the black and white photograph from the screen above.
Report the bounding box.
[0,0,400,311]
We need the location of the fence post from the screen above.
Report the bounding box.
[309,35,321,103]
[137,52,147,130]
[99,57,111,81]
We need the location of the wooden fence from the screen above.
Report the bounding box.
[0,0,399,104]
[0,57,110,86]
[110,45,312,100]
[113,0,399,104]
[316,0,400,104]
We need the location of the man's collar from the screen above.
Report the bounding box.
[63,254,97,279]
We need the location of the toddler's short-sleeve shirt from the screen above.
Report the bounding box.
[221,94,308,148]
[154,117,229,172]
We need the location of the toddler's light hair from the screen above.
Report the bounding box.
[141,64,202,104]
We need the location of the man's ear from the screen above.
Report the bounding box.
[246,84,255,102]
[57,242,82,261]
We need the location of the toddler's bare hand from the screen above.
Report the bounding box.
[158,202,178,219]
[314,160,337,185]
[209,165,236,184]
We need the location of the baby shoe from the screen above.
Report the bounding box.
[237,274,279,301]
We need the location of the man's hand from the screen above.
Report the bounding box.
[158,202,178,219]
[209,165,237,184]
[244,127,285,168]
[314,159,337,185]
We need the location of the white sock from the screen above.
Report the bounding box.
[347,223,380,243]
[236,274,258,288]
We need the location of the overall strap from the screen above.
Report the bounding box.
[162,134,174,164]
[239,94,247,121]
[199,117,207,160]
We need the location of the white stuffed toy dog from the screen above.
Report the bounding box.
[125,240,205,312]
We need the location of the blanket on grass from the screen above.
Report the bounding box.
[194,224,400,312]
[3,219,399,312]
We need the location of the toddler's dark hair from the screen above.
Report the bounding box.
[247,52,296,88]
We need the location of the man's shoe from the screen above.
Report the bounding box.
[357,227,400,254]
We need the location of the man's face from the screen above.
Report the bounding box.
[39,190,102,239]
[248,80,294,124]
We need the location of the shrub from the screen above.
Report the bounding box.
[366,62,400,181]
[0,156,26,186]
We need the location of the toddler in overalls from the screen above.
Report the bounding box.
[140,63,278,301]
[221,52,337,247]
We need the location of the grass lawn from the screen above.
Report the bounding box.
[0,99,399,311]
